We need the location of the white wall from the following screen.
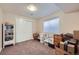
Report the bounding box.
[4,13,38,43]
[36,11,63,33]
[60,12,79,33]
[0,12,38,51]
[38,11,79,34]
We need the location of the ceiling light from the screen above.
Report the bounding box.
[27,4,37,12]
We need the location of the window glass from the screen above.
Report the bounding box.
[43,18,60,33]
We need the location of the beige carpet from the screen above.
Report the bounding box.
[0,40,56,55]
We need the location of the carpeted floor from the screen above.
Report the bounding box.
[0,40,56,55]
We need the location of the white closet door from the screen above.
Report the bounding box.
[16,19,32,43]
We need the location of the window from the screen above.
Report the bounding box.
[43,18,60,33]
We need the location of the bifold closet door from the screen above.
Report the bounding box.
[16,19,32,43]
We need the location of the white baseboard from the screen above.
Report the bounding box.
[16,39,33,44]
[16,39,33,43]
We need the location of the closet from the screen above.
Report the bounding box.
[16,19,32,43]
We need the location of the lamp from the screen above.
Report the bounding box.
[27,4,37,12]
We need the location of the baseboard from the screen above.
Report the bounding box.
[16,39,33,44]
[15,39,33,44]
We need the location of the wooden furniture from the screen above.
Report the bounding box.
[74,31,79,40]
[55,47,70,55]
[54,34,62,47]
[78,45,79,54]
[73,31,79,54]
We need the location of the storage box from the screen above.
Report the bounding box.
[74,31,79,40]
[77,45,79,54]
[60,42,64,50]
[67,44,75,55]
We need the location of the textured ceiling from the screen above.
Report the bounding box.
[0,3,79,19]
[56,3,79,13]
